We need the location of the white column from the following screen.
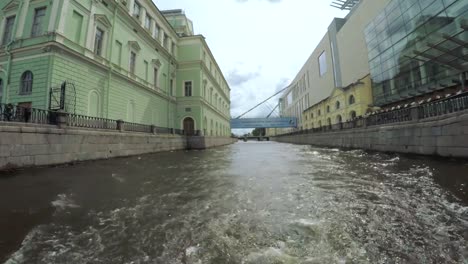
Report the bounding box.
[85,3,97,50]
[139,8,146,26]
[15,0,30,38]
[56,0,70,34]
[47,0,60,32]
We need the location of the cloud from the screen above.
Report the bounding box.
[226,70,261,86]
[275,78,290,93]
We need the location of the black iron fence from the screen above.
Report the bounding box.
[0,103,188,136]
[279,91,468,137]
[0,103,56,125]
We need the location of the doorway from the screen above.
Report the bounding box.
[183,117,195,136]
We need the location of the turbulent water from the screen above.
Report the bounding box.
[1,142,468,264]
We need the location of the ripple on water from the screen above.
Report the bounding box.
[3,143,468,263]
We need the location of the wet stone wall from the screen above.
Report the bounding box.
[274,110,468,158]
[0,123,235,170]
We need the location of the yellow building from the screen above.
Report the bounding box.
[302,75,374,129]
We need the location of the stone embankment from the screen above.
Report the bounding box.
[273,110,468,158]
[0,122,236,170]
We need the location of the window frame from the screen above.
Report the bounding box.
[2,15,16,46]
[184,81,193,97]
[31,7,47,37]
[20,71,34,95]
[349,95,356,105]
[145,14,152,30]
[133,1,141,18]
[94,27,105,56]
[129,51,137,75]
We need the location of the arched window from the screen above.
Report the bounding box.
[327,118,331,126]
[318,120,322,127]
[349,95,355,105]
[336,115,342,123]
[20,71,33,95]
[311,113,314,119]
[350,111,357,119]
[327,105,330,113]
[336,101,340,110]
[318,109,321,116]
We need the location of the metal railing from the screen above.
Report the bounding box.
[0,103,56,125]
[67,114,118,130]
[278,91,468,137]
[0,103,189,136]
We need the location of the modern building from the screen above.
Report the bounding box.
[277,0,467,134]
[365,0,468,107]
[0,0,231,136]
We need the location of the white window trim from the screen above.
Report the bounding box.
[93,15,112,58]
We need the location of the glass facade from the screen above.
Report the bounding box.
[364,0,468,106]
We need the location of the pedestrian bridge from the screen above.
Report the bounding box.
[230,117,297,129]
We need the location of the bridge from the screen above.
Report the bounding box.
[230,87,297,129]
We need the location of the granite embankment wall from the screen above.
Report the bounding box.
[0,122,236,170]
[273,110,468,158]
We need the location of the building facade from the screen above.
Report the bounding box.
[278,0,467,134]
[301,75,373,130]
[0,0,231,136]
[365,0,468,107]
[278,0,391,133]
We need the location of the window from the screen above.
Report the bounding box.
[144,60,149,81]
[145,14,151,30]
[133,1,141,17]
[129,51,136,74]
[349,95,355,105]
[153,24,160,39]
[184,81,192,96]
[94,27,104,56]
[327,105,330,113]
[31,7,46,37]
[336,101,340,110]
[163,33,169,49]
[2,16,15,46]
[20,71,33,95]
[318,51,327,77]
[170,79,174,96]
[153,68,158,87]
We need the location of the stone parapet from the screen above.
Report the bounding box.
[0,124,235,170]
[273,110,468,158]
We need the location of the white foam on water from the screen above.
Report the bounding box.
[111,173,125,183]
[51,194,80,210]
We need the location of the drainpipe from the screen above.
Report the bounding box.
[106,5,118,119]
[3,0,25,104]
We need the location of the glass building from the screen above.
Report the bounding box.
[365,0,468,106]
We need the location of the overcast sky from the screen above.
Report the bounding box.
[154,0,347,132]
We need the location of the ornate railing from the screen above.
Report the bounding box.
[0,103,56,125]
[67,114,118,130]
[278,91,468,137]
[0,103,188,136]
[125,122,153,133]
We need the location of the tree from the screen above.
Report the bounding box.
[252,128,265,136]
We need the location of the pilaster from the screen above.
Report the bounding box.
[57,0,70,34]
[15,0,30,38]
[47,0,61,32]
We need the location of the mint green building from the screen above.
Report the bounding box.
[0,0,231,136]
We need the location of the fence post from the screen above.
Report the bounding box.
[56,110,68,129]
[150,125,157,134]
[116,119,125,132]
[410,107,420,121]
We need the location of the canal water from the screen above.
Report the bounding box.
[1,142,468,264]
